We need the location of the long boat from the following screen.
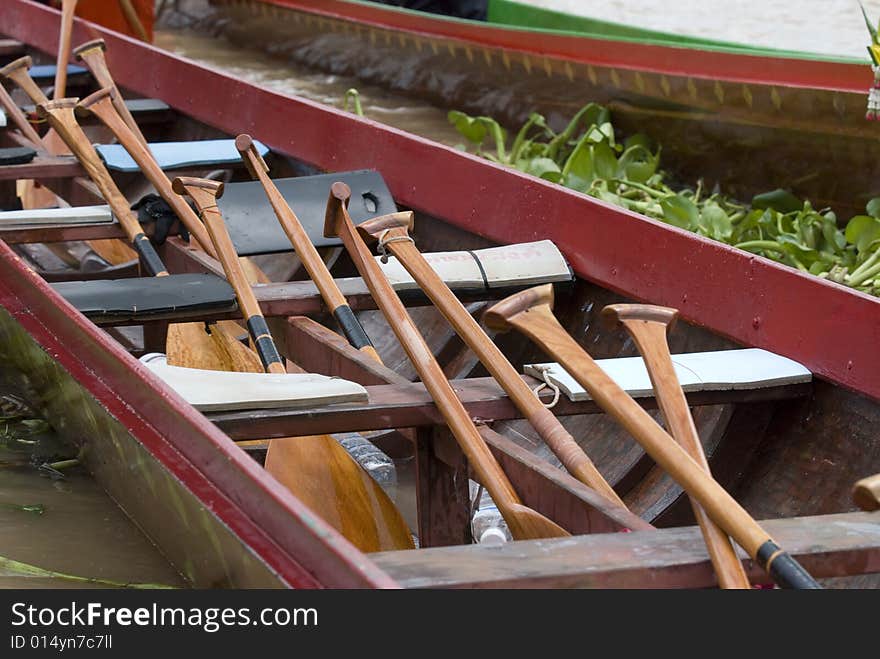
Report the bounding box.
[207,0,879,218]
[0,0,878,588]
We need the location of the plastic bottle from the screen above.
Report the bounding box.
[469,480,512,545]
[335,432,397,499]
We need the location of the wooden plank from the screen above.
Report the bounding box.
[0,39,25,57]
[209,378,812,438]
[370,511,880,588]
[0,155,84,181]
[416,427,472,548]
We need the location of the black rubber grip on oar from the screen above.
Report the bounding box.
[333,305,374,350]
[756,540,822,589]
[134,233,168,276]
[246,315,283,370]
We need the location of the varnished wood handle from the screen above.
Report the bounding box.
[486,285,821,588]
[326,182,568,541]
[0,56,50,106]
[36,98,167,276]
[77,88,216,256]
[0,81,43,146]
[235,134,380,363]
[602,303,751,589]
[117,0,149,41]
[853,474,880,511]
[73,38,148,147]
[173,176,285,374]
[54,0,78,101]
[355,213,626,509]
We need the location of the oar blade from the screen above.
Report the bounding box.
[504,504,570,541]
[266,435,415,553]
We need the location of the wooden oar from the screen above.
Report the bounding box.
[326,182,567,541]
[36,98,260,373]
[1,57,135,265]
[76,88,215,257]
[483,285,821,588]
[854,473,880,511]
[172,176,415,553]
[54,0,78,100]
[38,98,169,275]
[354,210,625,508]
[72,39,148,148]
[235,133,381,363]
[0,82,43,145]
[602,304,750,589]
[118,0,149,42]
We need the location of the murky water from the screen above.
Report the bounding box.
[153,29,463,148]
[0,445,183,589]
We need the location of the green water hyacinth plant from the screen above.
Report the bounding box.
[449,105,880,297]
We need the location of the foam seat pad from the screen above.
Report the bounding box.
[140,353,368,411]
[525,348,812,403]
[29,64,87,80]
[95,139,270,173]
[0,147,36,165]
[52,273,237,322]
[218,169,396,255]
[0,205,111,226]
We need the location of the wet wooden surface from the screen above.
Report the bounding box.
[371,511,880,588]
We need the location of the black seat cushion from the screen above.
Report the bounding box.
[52,274,237,322]
[218,169,396,256]
[0,147,36,166]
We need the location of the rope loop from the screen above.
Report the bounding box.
[531,364,561,409]
[376,228,414,263]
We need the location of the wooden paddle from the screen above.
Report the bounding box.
[483,284,821,588]
[235,133,382,363]
[117,0,149,42]
[72,39,148,148]
[354,210,625,508]
[0,81,43,145]
[0,57,135,265]
[853,473,880,511]
[326,182,568,541]
[54,0,78,100]
[602,304,750,589]
[36,97,260,372]
[172,176,415,553]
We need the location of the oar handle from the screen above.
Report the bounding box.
[235,133,381,363]
[117,0,149,41]
[0,56,50,106]
[172,176,284,374]
[77,88,216,256]
[355,211,626,508]
[325,183,567,541]
[0,82,43,146]
[54,0,78,100]
[36,98,166,276]
[73,38,149,147]
[486,286,821,589]
[853,473,880,511]
[602,303,751,589]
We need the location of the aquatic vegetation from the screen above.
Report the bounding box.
[449,105,880,297]
[0,554,177,588]
[0,502,45,515]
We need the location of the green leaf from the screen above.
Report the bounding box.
[861,2,879,43]
[751,189,804,214]
[700,201,733,241]
[448,110,487,144]
[524,157,562,183]
[617,144,659,183]
[660,195,699,230]
[866,197,880,218]
[845,214,880,253]
[592,141,618,180]
[623,133,653,151]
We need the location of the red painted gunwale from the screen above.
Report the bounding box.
[4,0,879,404]
[247,0,871,92]
[0,239,398,589]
